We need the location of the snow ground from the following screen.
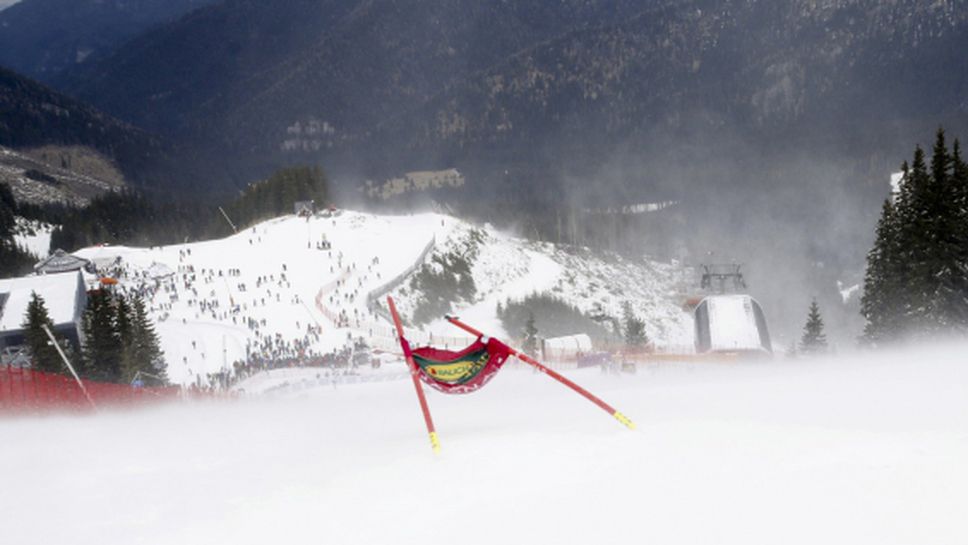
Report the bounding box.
[74,212,452,384]
[69,211,692,385]
[2,343,966,545]
[390,221,694,347]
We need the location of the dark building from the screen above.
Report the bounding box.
[33,249,91,275]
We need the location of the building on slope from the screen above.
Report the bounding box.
[33,249,91,275]
[0,270,87,354]
[541,334,593,361]
[693,294,771,356]
[690,264,772,357]
[293,200,315,217]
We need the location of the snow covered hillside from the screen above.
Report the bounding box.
[72,210,693,386]
[2,343,965,545]
[388,219,694,345]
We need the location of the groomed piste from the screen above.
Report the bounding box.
[1,342,966,545]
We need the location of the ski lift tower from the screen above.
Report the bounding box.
[699,263,747,294]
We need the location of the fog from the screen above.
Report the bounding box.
[315,1,968,352]
[356,128,893,350]
[3,343,967,545]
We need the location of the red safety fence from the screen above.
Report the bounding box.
[0,366,190,414]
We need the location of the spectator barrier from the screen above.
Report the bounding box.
[0,366,218,414]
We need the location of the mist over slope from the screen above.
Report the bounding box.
[3,341,966,545]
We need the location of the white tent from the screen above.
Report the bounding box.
[541,334,593,361]
[147,262,175,279]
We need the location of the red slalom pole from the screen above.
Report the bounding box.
[387,296,441,453]
[445,315,635,430]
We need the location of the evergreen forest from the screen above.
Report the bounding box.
[861,128,968,343]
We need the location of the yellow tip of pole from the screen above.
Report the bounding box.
[429,432,441,454]
[613,411,636,430]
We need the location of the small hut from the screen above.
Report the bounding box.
[33,249,90,275]
[294,200,315,217]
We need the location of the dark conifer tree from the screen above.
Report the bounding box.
[0,183,35,278]
[0,182,15,237]
[862,128,968,342]
[522,311,538,356]
[622,301,648,347]
[934,137,968,329]
[799,299,828,354]
[22,292,62,373]
[82,289,122,381]
[217,166,330,235]
[116,295,138,382]
[898,145,933,330]
[127,296,168,385]
[861,198,902,344]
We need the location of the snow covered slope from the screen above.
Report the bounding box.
[1,343,966,545]
[388,221,693,346]
[72,210,692,385]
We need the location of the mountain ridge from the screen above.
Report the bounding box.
[56,0,968,193]
[0,0,218,82]
[0,65,168,192]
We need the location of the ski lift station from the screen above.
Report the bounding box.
[694,294,772,355]
[691,264,772,356]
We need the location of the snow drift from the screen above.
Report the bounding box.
[1,343,965,545]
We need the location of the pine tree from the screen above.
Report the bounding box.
[861,128,968,342]
[116,295,138,383]
[22,292,62,373]
[799,299,828,354]
[933,136,968,330]
[522,312,538,356]
[921,128,955,329]
[82,290,122,381]
[861,198,903,344]
[0,182,16,238]
[128,296,168,385]
[896,145,934,331]
[622,301,648,347]
[0,183,35,278]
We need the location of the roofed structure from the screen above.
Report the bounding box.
[693,294,771,356]
[294,200,315,217]
[541,334,593,361]
[33,249,90,275]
